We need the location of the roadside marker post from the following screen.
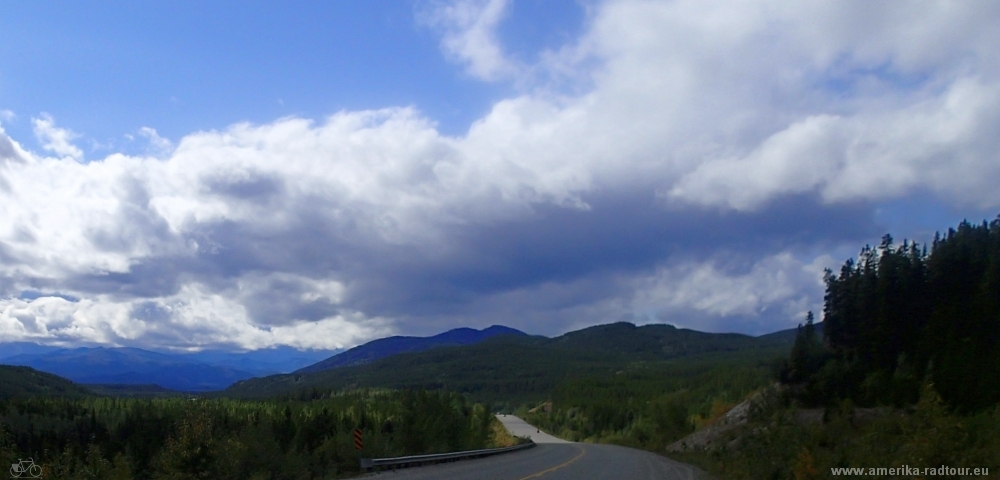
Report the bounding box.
[355,428,374,471]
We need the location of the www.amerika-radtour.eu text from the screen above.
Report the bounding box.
[830,465,989,476]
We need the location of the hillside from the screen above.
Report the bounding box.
[0,365,91,399]
[226,322,798,405]
[295,325,526,373]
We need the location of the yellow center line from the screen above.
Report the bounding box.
[518,445,587,480]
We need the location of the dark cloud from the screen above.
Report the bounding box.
[64,257,185,299]
[202,171,285,203]
[18,291,80,302]
[331,189,880,333]
[0,133,21,163]
[84,176,175,254]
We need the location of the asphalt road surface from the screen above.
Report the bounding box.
[364,415,708,480]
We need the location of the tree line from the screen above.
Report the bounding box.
[0,389,497,479]
[784,215,1000,411]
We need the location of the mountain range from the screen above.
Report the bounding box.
[0,344,340,391]
[295,325,526,373]
[1,322,809,396]
[0,325,525,391]
[0,347,258,391]
[226,321,806,406]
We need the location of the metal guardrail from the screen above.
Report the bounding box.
[360,442,536,471]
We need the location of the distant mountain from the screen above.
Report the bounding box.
[548,321,760,357]
[0,365,91,399]
[0,342,66,360]
[181,346,342,375]
[0,341,342,391]
[295,325,527,374]
[1,347,257,391]
[227,322,798,404]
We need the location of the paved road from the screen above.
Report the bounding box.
[495,414,570,443]
[364,415,707,480]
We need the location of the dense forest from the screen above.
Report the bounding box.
[521,349,779,450]
[784,217,1000,411]
[0,389,503,479]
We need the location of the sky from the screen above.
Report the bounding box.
[1,0,998,351]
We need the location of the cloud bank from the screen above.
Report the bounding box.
[2,0,998,349]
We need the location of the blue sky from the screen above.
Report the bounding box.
[1,2,496,142]
[0,1,587,144]
[1,1,998,351]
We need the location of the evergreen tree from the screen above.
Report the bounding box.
[798,215,1000,411]
[785,312,825,384]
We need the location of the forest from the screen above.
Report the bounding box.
[785,217,1000,411]
[0,389,504,479]
[524,215,1000,478]
[521,349,779,450]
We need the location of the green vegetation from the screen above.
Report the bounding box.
[82,384,186,398]
[225,322,796,410]
[512,216,1000,479]
[0,390,500,479]
[0,366,91,399]
[789,218,1000,412]
[3,317,799,479]
[522,349,779,450]
[682,215,1000,478]
[676,387,1000,479]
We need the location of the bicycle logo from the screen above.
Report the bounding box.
[9,458,42,478]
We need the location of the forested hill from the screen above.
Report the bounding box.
[225,321,799,404]
[296,325,526,373]
[0,365,91,399]
[785,215,1000,412]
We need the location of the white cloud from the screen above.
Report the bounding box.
[625,253,838,333]
[667,78,1000,210]
[138,127,173,157]
[2,1,999,347]
[421,0,519,81]
[0,284,387,350]
[32,114,83,160]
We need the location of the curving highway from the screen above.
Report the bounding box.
[366,415,709,480]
